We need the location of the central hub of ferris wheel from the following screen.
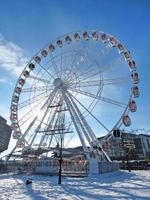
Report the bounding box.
[53,78,63,88]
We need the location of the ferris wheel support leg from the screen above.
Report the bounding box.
[67,94,97,150]
[6,116,38,160]
[61,89,90,159]
[67,91,111,162]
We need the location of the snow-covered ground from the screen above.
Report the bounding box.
[0,170,150,200]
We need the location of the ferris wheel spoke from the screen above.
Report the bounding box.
[18,89,58,127]
[49,54,61,78]
[76,64,103,82]
[68,87,126,108]
[70,77,128,88]
[77,55,122,83]
[61,51,79,80]
[39,63,55,79]
[59,49,63,77]
[102,77,128,85]
[21,85,54,93]
[67,91,110,132]
[74,38,107,74]
[66,51,79,72]
[29,75,50,84]
[19,96,48,126]
[18,91,49,110]
[74,42,111,78]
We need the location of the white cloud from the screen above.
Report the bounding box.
[0,33,28,76]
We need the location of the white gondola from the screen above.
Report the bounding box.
[11,122,18,129]
[49,44,55,52]
[131,72,139,84]
[128,60,136,70]
[74,33,80,41]
[122,115,131,126]
[10,114,17,120]
[17,141,25,148]
[83,31,89,40]
[11,105,17,112]
[13,131,21,139]
[57,39,63,47]
[132,86,139,98]
[13,133,19,139]
[109,36,117,47]
[18,78,25,86]
[124,51,130,61]
[23,70,29,77]
[41,49,48,57]
[113,129,122,138]
[34,56,41,63]
[28,63,35,70]
[92,31,99,41]
[129,100,137,112]
[65,36,72,44]
[12,95,19,103]
[101,33,107,43]
[15,87,21,94]
[117,43,125,53]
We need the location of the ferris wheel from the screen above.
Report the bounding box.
[9,30,139,161]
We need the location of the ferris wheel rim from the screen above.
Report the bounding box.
[10,29,139,153]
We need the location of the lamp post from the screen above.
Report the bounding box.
[122,138,135,172]
[58,137,63,185]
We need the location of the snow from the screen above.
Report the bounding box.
[0,170,150,200]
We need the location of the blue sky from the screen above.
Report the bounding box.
[0,0,150,135]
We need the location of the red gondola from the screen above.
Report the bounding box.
[101,33,107,43]
[34,56,41,63]
[65,36,72,44]
[128,60,136,70]
[19,78,25,86]
[83,31,89,40]
[15,87,21,94]
[41,50,48,57]
[122,115,131,126]
[12,95,19,103]
[49,44,55,52]
[131,72,139,84]
[117,43,125,53]
[57,40,63,47]
[132,86,139,98]
[92,31,99,41]
[74,33,80,41]
[23,70,29,77]
[109,36,117,47]
[129,100,137,112]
